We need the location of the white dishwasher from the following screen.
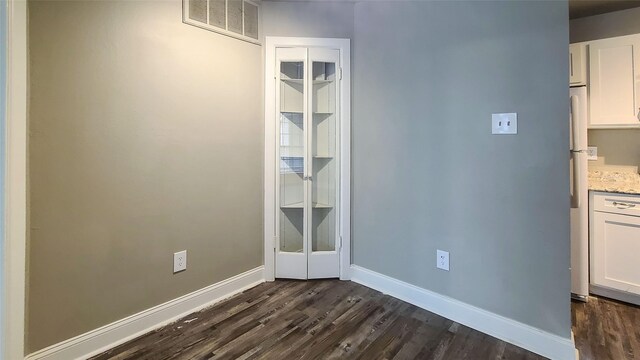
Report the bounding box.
[590,191,640,305]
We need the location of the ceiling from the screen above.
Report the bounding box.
[264,0,640,19]
[569,0,640,19]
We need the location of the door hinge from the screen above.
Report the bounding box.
[339,67,343,80]
[339,235,343,249]
[273,236,277,252]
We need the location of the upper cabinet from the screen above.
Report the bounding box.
[588,35,640,129]
[570,43,587,86]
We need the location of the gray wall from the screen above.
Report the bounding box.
[570,6,640,43]
[28,0,262,353]
[352,1,571,338]
[570,8,640,170]
[261,0,355,89]
[261,1,354,39]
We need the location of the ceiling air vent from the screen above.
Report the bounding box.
[183,0,260,45]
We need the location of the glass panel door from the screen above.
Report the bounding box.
[279,60,305,253]
[274,46,341,280]
[308,48,341,279]
[275,47,308,279]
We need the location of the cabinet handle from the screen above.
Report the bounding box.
[612,201,636,209]
[570,53,574,77]
[637,108,640,121]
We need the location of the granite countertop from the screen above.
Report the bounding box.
[588,170,640,195]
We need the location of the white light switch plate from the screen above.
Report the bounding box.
[587,147,598,161]
[436,250,449,271]
[174,250,187,273]
[492,113,518,135]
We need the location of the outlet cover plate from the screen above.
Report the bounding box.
[492,113,517,135]
[437,250,450,271]
[587,147,598,161]
[174,250,187,273]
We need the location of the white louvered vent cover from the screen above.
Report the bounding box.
[183,0,260,44]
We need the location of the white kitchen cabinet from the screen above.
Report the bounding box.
[590,192,640,305]
[588,34,640,128]
[569,43,587,86]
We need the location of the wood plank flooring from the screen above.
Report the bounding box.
[92,280,545,360]
[572,296,640,360]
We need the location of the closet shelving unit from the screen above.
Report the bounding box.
[277,50,340,267]
[265,38,350,281]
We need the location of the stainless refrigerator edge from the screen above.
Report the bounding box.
[570,86,589,300]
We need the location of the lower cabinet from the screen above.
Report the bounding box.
[590,192,640,304]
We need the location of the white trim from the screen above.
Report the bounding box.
[338,40,351,281]
[4,1,28,359]
[350,265,577,360]
[25,267,265,360]
[572,332,580,360]
[263,37,351,281]
[263,37,277,282]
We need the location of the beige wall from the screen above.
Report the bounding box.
[28,0,263,353]
[588,130,640,169]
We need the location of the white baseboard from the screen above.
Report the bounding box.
[25,267,265,360]
[350,265,577,360]
[25,266,577,360]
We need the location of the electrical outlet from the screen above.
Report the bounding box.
[174,250,187,273]
[436,250,450,271]
[587,147,598,161]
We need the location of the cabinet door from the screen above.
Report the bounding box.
[591,211,640,295]
[275,47,308,280]
[569,43,586,86]
[275,46,342,280]
[589,35,640,128]
[307,48,340,279]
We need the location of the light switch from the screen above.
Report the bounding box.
[492,113,517,135]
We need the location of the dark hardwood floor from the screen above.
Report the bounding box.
[91,279,640,360]
[92,280,545,360]
[572,296,640,360]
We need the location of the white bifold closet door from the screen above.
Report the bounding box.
[275,47,341,280]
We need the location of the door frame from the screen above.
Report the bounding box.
[3,0,28,359]
[264,37,351,281]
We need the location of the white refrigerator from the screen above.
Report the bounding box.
[570,86,589,300]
